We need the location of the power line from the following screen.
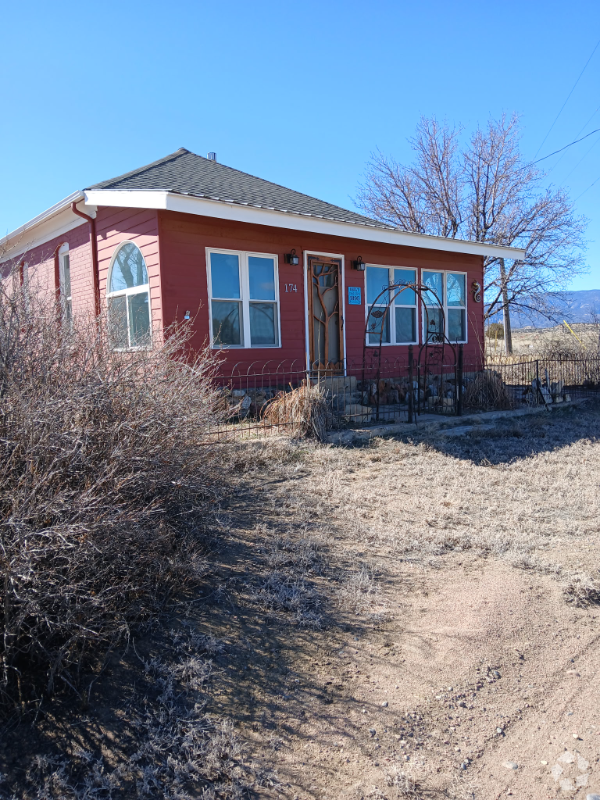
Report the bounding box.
[534,38,600,158]
[533,127,600,165]
[562,136,600,181]
[573,174,600,201]
[545,102,600,175]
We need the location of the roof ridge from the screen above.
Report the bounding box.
[85,148,191,190]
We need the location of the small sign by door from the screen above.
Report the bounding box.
[348,286,362,305]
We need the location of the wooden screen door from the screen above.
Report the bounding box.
[307,255,344,372]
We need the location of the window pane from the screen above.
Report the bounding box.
[128,292,151,347]
[110,242,148,292]
[423,307,444,341]
[210,252,240,299]
[447,273,466,306]
[250,302,277,345]
[448,308,466,341]
[65,299,73,329]
[395,307,416,343]
[62,254,71,298]
[366,266,390,305]
[393,269,416,305]
[422,271,443,306]
[212,300,241,345]
[367,305,390,344]
[249,256,276,301]
[108,295,128,349]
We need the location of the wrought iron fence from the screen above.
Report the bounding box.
[206,351,600,440]
[487,355,600,407]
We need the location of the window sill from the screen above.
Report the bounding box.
[210,344,282,350]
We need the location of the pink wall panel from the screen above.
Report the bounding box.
[0,222,94,314]
[95,207,162,334]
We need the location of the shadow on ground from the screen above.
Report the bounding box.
[402,401,600,466]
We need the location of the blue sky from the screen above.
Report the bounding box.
[1,0,599,291]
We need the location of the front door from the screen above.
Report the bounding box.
[307,255,344,372]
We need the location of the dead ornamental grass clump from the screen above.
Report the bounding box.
[463,370,513,411]
[0,276,226,710]
[261,382,328,440]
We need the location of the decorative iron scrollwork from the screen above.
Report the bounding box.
[471,281,482,303]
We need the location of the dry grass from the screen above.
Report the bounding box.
[263,405,600,594]
[0,627,263,799]
[262,382,328,440]
[463,371,513,411]
[486,322,600,359]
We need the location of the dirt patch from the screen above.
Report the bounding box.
[1,405,600,799]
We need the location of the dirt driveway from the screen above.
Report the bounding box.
[203,402,600,799]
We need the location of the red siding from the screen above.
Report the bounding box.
[96,207,162,336]
[157,211,485,371]
[0,222,94,315]
[2,207,485,373]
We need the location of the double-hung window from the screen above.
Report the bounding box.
[366,265,417,345]
[208,249,280,348]
[421,271,467,343]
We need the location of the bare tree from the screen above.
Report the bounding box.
[357,115,588,353]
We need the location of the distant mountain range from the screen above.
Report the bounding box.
[488,290,600,328]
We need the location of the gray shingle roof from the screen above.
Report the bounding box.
[87,148,390,229]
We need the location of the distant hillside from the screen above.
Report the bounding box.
[488,290,600,329]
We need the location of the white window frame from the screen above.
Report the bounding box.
[421,269,468,345]
[364,264,418,346]
[106,241,152,351]
[58,243,72,328]
[206,247,281,349]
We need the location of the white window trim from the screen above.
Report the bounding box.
[58,243,72,326]
[106,241,152,351]
[421,269,468,345]
[364,264,419,346]
[206,247,281,349]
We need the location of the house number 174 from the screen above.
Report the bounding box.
[284,284,298,292]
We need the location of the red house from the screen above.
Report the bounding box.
[0,149,524,389]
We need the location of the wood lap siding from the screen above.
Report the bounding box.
[2,206,485,370]
[157,211,485,370]
[96,207,163,337]
[0,223,93,314]
[158,213,308,369]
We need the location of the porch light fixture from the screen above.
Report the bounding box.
[353,256,365,271]
[285,249,300,265]
[184,310,191,321]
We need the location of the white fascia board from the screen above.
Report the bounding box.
[84,189,169,210]
[84,189,527,260]
[0,192,97,264]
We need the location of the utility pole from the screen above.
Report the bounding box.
[499,258,513,355]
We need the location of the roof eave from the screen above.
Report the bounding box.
[84,189,527,260]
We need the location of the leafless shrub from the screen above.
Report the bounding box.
[463,371,513,411]
[0,270,227,710]
[262,382,328,440]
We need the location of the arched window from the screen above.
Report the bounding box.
[107,242,151,349]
